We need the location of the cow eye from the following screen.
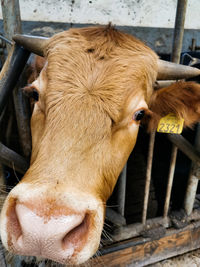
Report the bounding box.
[133,109,145,121]
[31,89,39,102]
[24,87,39,102]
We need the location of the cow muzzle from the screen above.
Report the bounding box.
[0,184,104,265]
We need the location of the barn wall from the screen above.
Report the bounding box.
[0,0,200,54]
[0,0,199,29]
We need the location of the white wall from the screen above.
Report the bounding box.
[0,0,199,29]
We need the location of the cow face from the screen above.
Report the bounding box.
[1,26,200,266]
[0,26,157,265]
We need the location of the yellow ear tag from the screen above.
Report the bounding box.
[157,113,184,134]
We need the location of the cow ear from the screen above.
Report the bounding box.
[144,81,200,132]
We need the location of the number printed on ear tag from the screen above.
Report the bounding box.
[157,113,184,134]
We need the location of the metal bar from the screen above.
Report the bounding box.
[112,209,200,243]
[1,0,31,158]
[0,164,5,188]
[113,216,169,242]
[5,101,14,148]
[162,0,188,219]
[0,142,29,174]
[184,123,200,215]
[13,87,32,158]
[106,208,126,226]
[1,0,22,52]
[163,145,178,217]
[117,164,127,217]
[168,134,200,164]
[142,132,155,225]
[171,0,188,63]
[0,35,13,45]
[184,169,199,215]
[183,21,200,216]
[0,44,30,115]
[0,240,7,267]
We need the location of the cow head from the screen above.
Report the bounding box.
[1,25,200,265]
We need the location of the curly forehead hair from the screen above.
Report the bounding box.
[44,25,157,120]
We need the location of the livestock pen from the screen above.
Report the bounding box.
[0,0,200,266]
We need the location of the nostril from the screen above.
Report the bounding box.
[4,199,96,264]
[62,213,90,250]
[7,201,23,243]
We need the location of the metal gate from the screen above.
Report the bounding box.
[0,0,200,266]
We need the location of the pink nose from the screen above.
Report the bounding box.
[10,203,88,263]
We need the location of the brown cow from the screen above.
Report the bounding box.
[1,25,200,265]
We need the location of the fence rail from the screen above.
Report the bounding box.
[0,0,200,266]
